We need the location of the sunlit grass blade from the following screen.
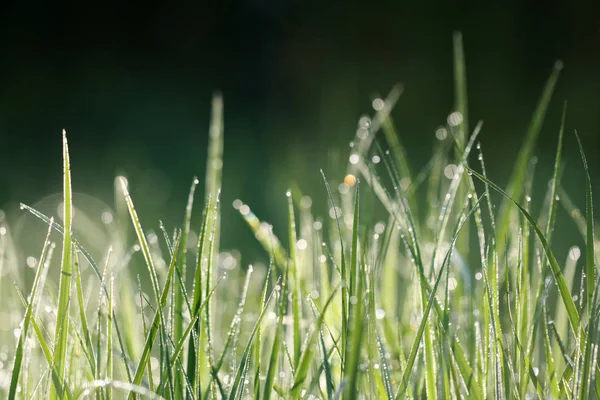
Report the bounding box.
[287,190,302,368]
[49,130,73,400]
[227,291,275,400]
[73,251,98,378]
[174,177,199,397]
[254,265,272,399]
[290,284,340,398]
[186,198,210,394]
[321,169,348,373]
[395,196,481,398]
[468,167,581,333]
[8,220,53,400]
[496,61,562,255]
[574,131,596,310]
[263,275,286,400]
[127,234,182,397]
[107,273,114,400]
[344,183,361,387]
[13,285,74,400]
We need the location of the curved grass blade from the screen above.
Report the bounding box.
[574,131,596,310]
[321,170,348,371]
[290,284,341,398]
[8,220,53,400]
[127,234,182,398]
[395,195,481,399]
[227,291,275,400]
[468,167,580,333]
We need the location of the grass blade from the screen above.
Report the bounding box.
[8,220,53,400]
[468,167,581,333]
[49,131,73,400]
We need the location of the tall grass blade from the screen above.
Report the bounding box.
[49,131,73,400]
[290,285,340,398]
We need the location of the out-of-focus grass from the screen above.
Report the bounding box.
[1,34,600,399]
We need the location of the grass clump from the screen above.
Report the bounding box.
[1,34,599,399]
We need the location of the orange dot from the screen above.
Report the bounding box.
[344,174,357,187]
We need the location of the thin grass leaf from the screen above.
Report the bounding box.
[127,235,182,398]
[290,285,341,398]
[287,190,303,368]
[227,291,275,400]
[395,195,481,399]
[73,250,98,377]
[468,167,581,333]
[49,130,73,400]
[8,220,53,400]
[575,131,596,310]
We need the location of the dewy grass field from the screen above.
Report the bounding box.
[1,34,599,399]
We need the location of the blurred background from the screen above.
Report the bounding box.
[0,0,599,263]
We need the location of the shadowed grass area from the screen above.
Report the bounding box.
[1,37,600,399]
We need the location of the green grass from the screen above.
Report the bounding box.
[1,36,600,399]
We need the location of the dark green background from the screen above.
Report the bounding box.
[1,1,599,261]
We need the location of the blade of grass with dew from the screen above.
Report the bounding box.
[395,197,481,399]
[174,177,199,398]
[263,275,286,400]
[468,167,581,333]
[344,183,360,382]
[159,277,223,389]
[203,192,221,400]
[8,220,53,400]
[287,190,302,368]
[49,131,73,400]
[575,131,596,310]
[453,31,470,265]
[73,251,98,378]
[19,203,133,382]
[186,198,210,395]
[13,285,74,400]
[321,169,348,375]
[289,284,341,398]
[106,273,114,400]
[254,265,272,399]
[127,234,182,397]
[227,291,275,400]
[496,61,562,257]
[342,268,365,400]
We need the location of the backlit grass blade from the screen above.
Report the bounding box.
[227,291,275,400]
[342,266,365,400]
[395,195,481,399]
[8,219,53,400]
[574,131,596,310]
[290,285,340,398]
[321,169,348,371]
[73,251,98,377]
[173,177,199,396]
[496,61,562,255]
[468,167,581,333]
[263,275,286,400]
[107,273,114,400]
[344,182,360,382]
[128,234,182,397]
[49,130,73,400]
[13,285,73,400]
[186,197,210,393]
[254,264,272,399]
[287,190,302,368]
